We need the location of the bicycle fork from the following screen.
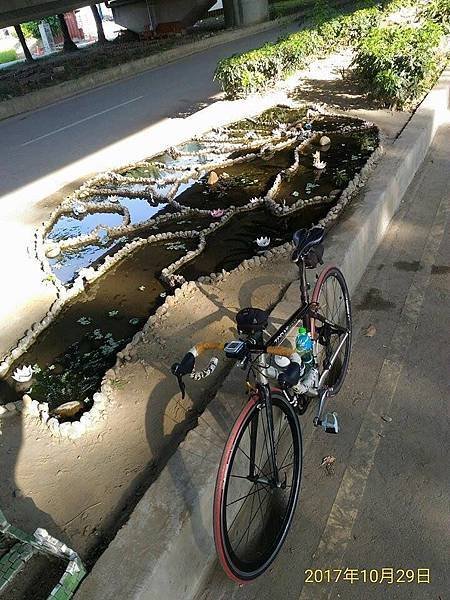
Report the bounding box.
[248,386,281,488]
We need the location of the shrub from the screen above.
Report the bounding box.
[352,21,445,107]
[419,0,450,33]
[215,3,383,97]
[0,49,17,64]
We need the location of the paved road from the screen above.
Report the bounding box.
[0,22,297,199]
[198,124,450,599]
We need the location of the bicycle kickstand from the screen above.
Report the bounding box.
[313,388,339,434]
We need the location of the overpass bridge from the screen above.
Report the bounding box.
[0,0,269,32]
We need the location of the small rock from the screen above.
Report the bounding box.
[381,415,392,423]
[59,422,72,438]
[364,324,377,337]
[5,402,16,412]
[13,488,24,499]
[47,417,59,435]
[319,135,331,147]
[0,405,7,416]
[207,171,219,186]
[53,400,84,419]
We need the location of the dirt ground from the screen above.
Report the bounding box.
[0,49,411,588]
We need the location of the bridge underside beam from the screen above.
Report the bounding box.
[0,0,93,28]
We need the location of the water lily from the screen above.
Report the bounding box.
[77,316,92,326]
[250,197,260,204]
[129,318,140,326]
[138,285,146,291]
[108,310,119,317]
[160,292,167,298]
[12,365,33,383]
[256,236,270,248]
[210,209,225,218]
[292,191,300,197]
[313,151,327,170]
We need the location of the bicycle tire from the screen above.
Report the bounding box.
[213,390,302,582]
[311,265,352,396]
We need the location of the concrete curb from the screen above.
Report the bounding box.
[75,68,450,600]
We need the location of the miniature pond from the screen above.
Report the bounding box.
[2,106,380,415]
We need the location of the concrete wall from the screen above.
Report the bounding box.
[111,0,216,32]
[223,0,269,28]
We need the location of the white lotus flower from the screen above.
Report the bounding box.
[12,365,33,383]
[313,151,327,170]
[256,236,271,248]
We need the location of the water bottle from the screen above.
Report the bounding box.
[295,327,314,373]
[294,327,317,395]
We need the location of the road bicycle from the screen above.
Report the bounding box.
[171,225,352,583]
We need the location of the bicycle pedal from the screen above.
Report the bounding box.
[321,412,339,434]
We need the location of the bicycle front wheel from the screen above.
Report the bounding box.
[213,391,302,582]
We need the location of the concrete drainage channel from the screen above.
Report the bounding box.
[74,69,450,600]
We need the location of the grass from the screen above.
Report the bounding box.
[0,49,17,65]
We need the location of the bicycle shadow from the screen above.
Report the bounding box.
[142,271,295,555]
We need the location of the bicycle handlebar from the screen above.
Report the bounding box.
[171,341,295,397]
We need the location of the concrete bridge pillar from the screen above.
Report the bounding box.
[223,0,269,28]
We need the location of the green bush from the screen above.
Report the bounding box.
[215,3,383,97]
[420,0,450,33]
[0,49,17,64]
[352,21,445,107]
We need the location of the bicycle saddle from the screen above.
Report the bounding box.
[292,226,325,263]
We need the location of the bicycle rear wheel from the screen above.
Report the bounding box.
[213,391,302,582]
[311,265,352,396]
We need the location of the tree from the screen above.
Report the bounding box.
[14,24,34,63]
[22,16,60,39]
[90,4,107,44]
[57,13,78,52]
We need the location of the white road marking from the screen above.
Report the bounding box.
[21,96,144,146]
[298,190,448,600]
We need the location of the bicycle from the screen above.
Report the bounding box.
[171,225,352,583]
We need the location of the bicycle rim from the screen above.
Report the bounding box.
[213,391,302,582]
[311,265,352,396]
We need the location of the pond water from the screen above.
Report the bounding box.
[2,240,196,411]
[275,128,378,205]
[47,211,124,242]
[179,205,329,280]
